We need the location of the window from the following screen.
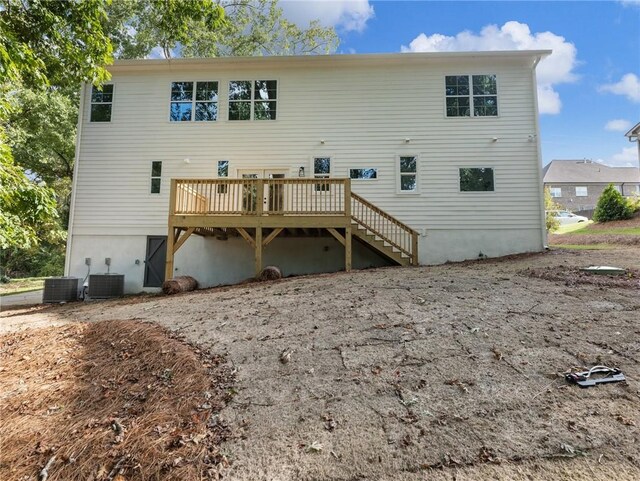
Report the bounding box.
[350,168,378,180]
[217,160,229,193]
[229,80,277,121]
[613,185,622,193]
[170,81,218,122]
[399,156,417,192]
[575,186,588,197]
[459,167,494,192]
[314,157,330,191]
[90,84,113,122]
[445,75,497,117]
[549,187,562,198]
[150,161,162,194]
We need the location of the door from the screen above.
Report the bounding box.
[144,236,167,287]
[237,169,288,212]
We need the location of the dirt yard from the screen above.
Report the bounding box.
[1,246,639,480]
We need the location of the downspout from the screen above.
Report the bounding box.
[531,55,547,249]
[64,82,86,275]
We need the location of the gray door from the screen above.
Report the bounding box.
[144,236,167,287]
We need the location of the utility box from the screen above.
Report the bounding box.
[88,274,124,299]
[43,277,79,303]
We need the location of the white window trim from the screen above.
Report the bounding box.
[550,187,562,198]
[349,168,379,181]
[168,81,219,122]
[228,79,279,122]
[575,186,588,197]
[396,154,419,194]
[149,161,162,195]
[89,83,114,123]
[457,166,496,193]
[444,74,499,119]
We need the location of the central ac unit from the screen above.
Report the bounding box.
[88,274,124,299]
[43,277,79,303]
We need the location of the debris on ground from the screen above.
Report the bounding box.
[256,266,283,282]
[527,266,640,288]
[162,275,199,295]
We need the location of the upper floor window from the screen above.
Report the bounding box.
[575,186,588,197]
[229,80,277,121]
[549,187,562,198]
[445,75,497,117]
[399,156,418,192]
[170,81,218,122]
[90,84,113,122]
[459,167,494,192]
[217,160,229,193]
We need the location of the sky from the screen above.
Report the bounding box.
[279,0,640,167]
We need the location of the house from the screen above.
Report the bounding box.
[626,121,640,163]
[65,50,550,293]
[543,159,640,214]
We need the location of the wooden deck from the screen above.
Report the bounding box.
[166,178,419,279]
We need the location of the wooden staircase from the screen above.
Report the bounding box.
[350,192,418,267]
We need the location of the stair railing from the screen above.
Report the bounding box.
[351,192,419,265]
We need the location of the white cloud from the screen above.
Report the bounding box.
[400,21,579,115]
[600,146,638,167]
[605,119,633,132]
[280,0,374,32]
[599,73,640,103]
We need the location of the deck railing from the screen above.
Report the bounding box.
[351,192,419,261]
[174,178,347,216]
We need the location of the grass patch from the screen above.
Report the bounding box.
[0,277,46,297]
[569,226,640,236]
[552,244,615,250]
[552,221,592,235]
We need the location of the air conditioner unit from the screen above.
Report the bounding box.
[43,277,79,303]
[88,274,124,299]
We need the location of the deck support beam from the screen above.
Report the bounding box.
[236,227,256,248]
[263,227,283,246]
[165,179,178,281]
[345,226,352,272]
[255,227,263,275]
[173,227,195,254]
[327,228,345,246]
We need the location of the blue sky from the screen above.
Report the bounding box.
[281,0,640,167]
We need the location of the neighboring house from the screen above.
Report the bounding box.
[543,159,640,213]
[626,121,640,163]
[65,50,550,293]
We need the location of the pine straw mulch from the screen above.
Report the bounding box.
[549,233,640,245]
[0,320,235,481]
[526,266,640,289]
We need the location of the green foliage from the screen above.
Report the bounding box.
[1,241,65,278]
[627,193,640,213]
[544,188,561,232]
[593,184,634,222]
[0,0,113,88]
[106,0,226,59]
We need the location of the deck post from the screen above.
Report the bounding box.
[411,232,419,266]
[165,179,178,281]
[344,179,352,271]
[256,180,264,215]
[255,227,263,275]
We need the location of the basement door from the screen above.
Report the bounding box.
[144,235,167,287]
[238,169,287,212]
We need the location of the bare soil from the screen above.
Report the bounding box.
[2,246,640,480]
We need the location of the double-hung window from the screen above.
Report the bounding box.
[575,186,588,197]
[399,156,418,192]
[549,187,562,198]
[90,84,114,122]
[229,80,277,120]
[446,75,497,117]
[217,160,229,193]
[150,161,162,194]
[314,157,331,191]
[170,81,218,122]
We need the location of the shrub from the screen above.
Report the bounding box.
[544,188,561,232]
[627,193,640,213]
[593,184,633,222]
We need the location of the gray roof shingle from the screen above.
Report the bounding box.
[543,160,640,184]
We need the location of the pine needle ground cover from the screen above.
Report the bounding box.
[0,320,234,481]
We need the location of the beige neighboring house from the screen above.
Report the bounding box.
[543,159,640,214]
[65,50,551,293]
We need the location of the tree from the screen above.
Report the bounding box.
[544,187,561,232]
[108,0,338,59]
[593,184,633,222]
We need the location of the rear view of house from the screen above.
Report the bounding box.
[65,50,550,293]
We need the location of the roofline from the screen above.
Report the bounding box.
[625,121,640,139]
[108,50,552,73]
